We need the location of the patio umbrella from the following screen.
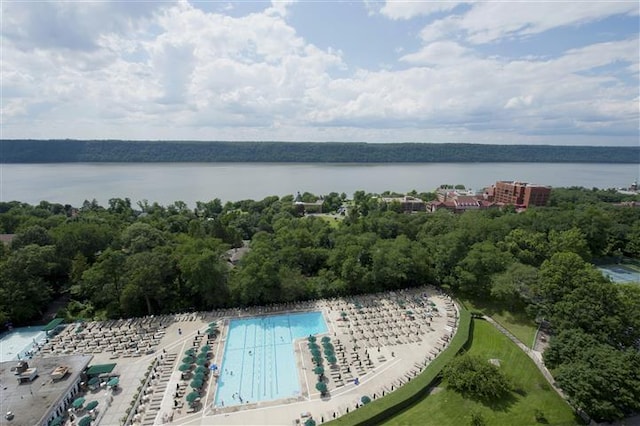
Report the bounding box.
[186,391,200,403]
[326,355,337,364]
[313,366,324,375]
[78,416,92,426]
[206,327,217,335]
[321,336,331,343]
[361,395,371,404]
[305,419,316,426]
[208,322,218,328]
[322,342,334,351]
[307,335,316,342]
[185,348,196,356]
[193,372,205,382]
[179,363,192,372]
[107,377,119,387]
[88,377,100,386]
[307,342,319,350]
[182,356,195,364]
[340,312,347,318]
[85,400,99,411]
[49,417,63,426]
[72,397,85,409]
[315,382,327,393]
[310,348,321,357]
[312,354,323,365]
[190,379,203,389]
[195,366,208,375]
[200,344,211,352]
[195,357,207,366]
[323,348,335,357]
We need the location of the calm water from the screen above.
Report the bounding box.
[215,311,328,406]
[1,163,638,206]
[0,326,46,362]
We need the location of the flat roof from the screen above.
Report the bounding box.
[0,355,92,426]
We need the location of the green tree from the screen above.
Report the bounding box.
[444,353,513,401]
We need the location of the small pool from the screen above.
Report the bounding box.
[0,326,47,362]
[598,265,640,284]
[215,311,328,407]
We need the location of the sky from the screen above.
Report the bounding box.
[1,0,639,146]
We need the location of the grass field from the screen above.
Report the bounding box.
[463,298,538,348]
[384,319,579,426]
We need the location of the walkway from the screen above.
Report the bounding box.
[481,316,566,400]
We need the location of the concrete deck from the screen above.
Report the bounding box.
[34,286,458,426]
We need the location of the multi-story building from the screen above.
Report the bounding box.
[487,181,551,207]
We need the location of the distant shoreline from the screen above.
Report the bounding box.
[3,140,639,164]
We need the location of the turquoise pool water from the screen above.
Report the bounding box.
[0,326,47,362]
[214,311,328,407]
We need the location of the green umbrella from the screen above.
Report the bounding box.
[321,336,331,343]
[323,348,335,357]
[307,342,319,350]
[88,377,100,386]
[85,400,98,411]
[194,365,208,375]
[326,355,337,364]
[310,348,321,357]
[185,348,196,356]
[195,357,207,366]
[193,372,205,382]
[361,395,371,404]
[190,379,203,389]
[315,382,327,393]
[312,354,323,365]
[322,342,334,351]
[72,397,85,409]
[107,377,119,387]
[313,366,324,375]
[186,391,200,402]
[179,363,192,372]
[307,335,316,342]
[200,344,211,352]
[208,322,218,328]
[340,311,347,317]
[206,327,217,335]
[305,419,316,426]
[49,417,63,426]
[182,356,195,364]
[78,416,92,426]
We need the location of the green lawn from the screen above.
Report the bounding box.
[463,298,538,348]
[385,319,579,426]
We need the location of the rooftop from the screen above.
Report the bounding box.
[0,355,92,426]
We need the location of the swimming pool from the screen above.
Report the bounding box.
[0,326,47,362]
[214,311,328,407]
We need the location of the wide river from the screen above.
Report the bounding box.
[1,163,638,207]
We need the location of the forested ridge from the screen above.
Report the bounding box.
[1,187,639,422]
[3,139,639,163]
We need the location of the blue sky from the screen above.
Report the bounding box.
[1,0,638,145]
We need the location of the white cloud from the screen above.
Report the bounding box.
[0,0,637,145]
[380,0,471,20]
[417,0,640,44]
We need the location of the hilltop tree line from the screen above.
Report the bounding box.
[0,187,639,421]
[3,139,640,163]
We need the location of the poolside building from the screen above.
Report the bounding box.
[0,355,92,426]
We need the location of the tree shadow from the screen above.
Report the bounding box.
[462,388,520,412]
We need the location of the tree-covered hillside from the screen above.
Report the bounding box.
[1,187,639,422]
[2,139,639,163]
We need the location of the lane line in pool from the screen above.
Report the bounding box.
[238,322,248,397]
[251,322,257,400]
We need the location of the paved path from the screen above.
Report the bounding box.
[481,316,566,400]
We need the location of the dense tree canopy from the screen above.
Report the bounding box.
[0,187,638,422]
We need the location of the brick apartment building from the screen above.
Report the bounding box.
[487,181,551,207]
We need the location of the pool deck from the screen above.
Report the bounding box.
[33,286,458,426]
